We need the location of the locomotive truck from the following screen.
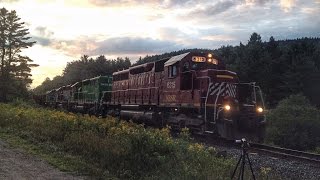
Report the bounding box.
[43,51,266,142]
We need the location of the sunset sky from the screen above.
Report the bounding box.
[1,0,319,87]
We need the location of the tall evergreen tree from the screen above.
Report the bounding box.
[0,7,37,102]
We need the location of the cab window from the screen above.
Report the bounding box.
[168,65,177,78]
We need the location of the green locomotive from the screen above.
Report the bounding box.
[45,76,112,114]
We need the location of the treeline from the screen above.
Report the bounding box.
[216,34,320,107]
[135,33,320,107]
[33,55,131,94]
[34,33,320,107]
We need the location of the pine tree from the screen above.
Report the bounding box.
[0,7,37,102]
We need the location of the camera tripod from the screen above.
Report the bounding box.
[231,138,256,180]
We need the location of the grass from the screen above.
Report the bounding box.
[0,103,273,179]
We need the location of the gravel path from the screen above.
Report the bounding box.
[214,143,320,180]
[0,140,84,180]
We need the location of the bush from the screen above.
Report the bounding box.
[0,103,233,179]
[266,94,320,151]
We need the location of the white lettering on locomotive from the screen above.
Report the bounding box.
[167,81,176,89]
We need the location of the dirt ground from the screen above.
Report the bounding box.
[0,140,84,180]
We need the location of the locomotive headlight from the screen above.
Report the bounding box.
[257,107,263,113]
[224,105,231,111]
[208,53,213,58]
[208,58,212,63]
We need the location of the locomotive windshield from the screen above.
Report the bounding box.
[238,84,255,104]
[237,83,265,107]
[191,61,218,71]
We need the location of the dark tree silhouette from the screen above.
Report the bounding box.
[0,7,37,102]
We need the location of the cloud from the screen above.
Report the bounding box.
[87,0,195,8]
[30,26,54,46]
[31,36,51,46]
[88,0,132,6]
[32,35,181,58]
[203,0,237,15]
[244,0,273,5]
[35,26,54,37]
[0,0,20,2]
[49,37,98,57]
[280,0,296,12]
[201,35,236,41]
[94,37,181,55]
[186,0,237,18]
[157,27,188,41]
[162,0,195,8]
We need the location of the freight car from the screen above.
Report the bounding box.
[43,51,266,142]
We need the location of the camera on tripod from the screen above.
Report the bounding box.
[235,138,250,148]
[231,138,256,180]
[235,138,246,143]
[235,138,248,145]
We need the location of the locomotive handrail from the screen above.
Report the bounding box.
[213,83,224,123]
[198,76,212,128]
[200,69,237,74]
[181,70,196,74]
[253,82,257,104]
[101,86,159,93]
[255,85,265,109]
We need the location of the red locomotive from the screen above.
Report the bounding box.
[101,51,266,142]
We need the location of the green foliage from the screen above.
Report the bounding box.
[266,94,320,151]
[0,103,233,179]
[0,7,37,102]
[314,147,320,154]
[10,98,38,108]
[216,34,320,107]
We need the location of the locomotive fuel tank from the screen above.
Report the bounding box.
[120,110,157,125]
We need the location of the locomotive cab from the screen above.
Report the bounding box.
[161,52,266,142]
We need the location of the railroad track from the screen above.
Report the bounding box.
[162,127,320,165]
[249,143,320,164]
[192,134,320,164]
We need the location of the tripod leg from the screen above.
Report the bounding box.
[231,155,242,179]
[240,153,246,180]
[237,160,243,180]
[246,153,256,180]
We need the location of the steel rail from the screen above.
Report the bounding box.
[250,143,320,164]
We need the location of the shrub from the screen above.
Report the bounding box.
[266,94,320,151]
[0,103,233,179]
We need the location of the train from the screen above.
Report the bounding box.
[38,51,266,142]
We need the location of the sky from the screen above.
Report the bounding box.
[1,0,320,88]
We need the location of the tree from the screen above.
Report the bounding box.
[0,7,37,102]
[266,94,320,150]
